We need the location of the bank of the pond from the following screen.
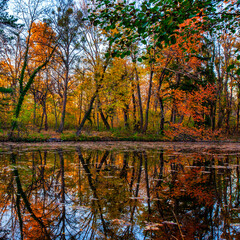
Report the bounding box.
[0,128,233,143]
[1,140,240,153]
[0,130,235,142]
[2,135,168,143]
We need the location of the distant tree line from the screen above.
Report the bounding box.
[0,0,239,136]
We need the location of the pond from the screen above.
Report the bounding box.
[0,142,239,239]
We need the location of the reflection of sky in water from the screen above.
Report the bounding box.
[0,149,239,239]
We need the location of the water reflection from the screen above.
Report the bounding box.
[0,148,239,239]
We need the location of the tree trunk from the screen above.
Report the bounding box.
[209,100,216,132]
[171,72,180,124]
[44,101,48,131]
[226,74,233,133]
[132,88,137,130]
[76,52,111,135]
[217,77,224,129]
[38,99,48,132]
[98,98,110,130]
[38,106,44,133]
[159,96,165,133]
[123,104,130,129]
[10,45,56,136]
[100,109,111,130]
[111,116,114,129]
[142,68,154,133]
[78,92,83,125]
[58,76,68,133]
[237,88,240,132]
[97,112,99,130]
[135,66,143,131]
[76,88,99,135]
[33,92,37,126]
[52,94,58,131]
[156,68,167,134]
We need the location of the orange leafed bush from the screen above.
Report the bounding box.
[165,123,223,141]
[171,84,217,123]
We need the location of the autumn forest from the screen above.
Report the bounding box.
[0,0,240,141]
[1,1,240,239]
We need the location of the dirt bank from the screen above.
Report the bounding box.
[1,141,240,153]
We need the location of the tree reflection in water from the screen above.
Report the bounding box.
[0,148,239,239]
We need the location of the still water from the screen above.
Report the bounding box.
[0,144,239,239]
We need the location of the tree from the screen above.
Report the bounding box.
[0,0,18,39]
[99,57,133,129]
[89,1,218,56]
[88,0,214,133]
[0,60,13,128]
[75,7,114,135]
[0,0,17,99]
[76,44,112,135]
[10,0,58,135]
[51,0,83,133]
[28,22,57,131]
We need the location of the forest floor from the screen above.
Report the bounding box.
[0,129,240,144]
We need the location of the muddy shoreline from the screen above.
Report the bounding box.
[1,141,240,153]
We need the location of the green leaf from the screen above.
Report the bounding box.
[138,27,145,34]
[137,57,142,62]
[0,87,12,93]
[120,52,126,58]
[227,64,234,72]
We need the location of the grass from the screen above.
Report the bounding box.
[0,127,236,143]
[0,129,167,142]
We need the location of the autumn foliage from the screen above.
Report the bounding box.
[0,0,239,140]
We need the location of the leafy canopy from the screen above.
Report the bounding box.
[88,0,239,60]
[0,0,18,39]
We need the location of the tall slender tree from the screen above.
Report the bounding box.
[10,0,58,135]
[52,0,83,133]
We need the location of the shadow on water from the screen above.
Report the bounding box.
[0,147,239,239]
